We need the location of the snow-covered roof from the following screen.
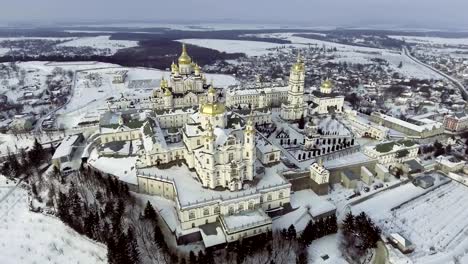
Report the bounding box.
[372,112,442,133]
[437,155,466,168]
[256,138,280,154]
[52,134,82,160]
[200,226,226,248]
[390,233,412,247]
[222,209,271,233]
[227,86,288,96]
[273,190,336,231]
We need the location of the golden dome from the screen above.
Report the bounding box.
[292,54,304,72]
[200,103,225,116]
[178,43,192,65]
[164,88,172,96]
[321,79,333,89]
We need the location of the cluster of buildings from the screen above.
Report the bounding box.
[50,43,468,251]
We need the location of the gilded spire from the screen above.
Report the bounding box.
[292,52,305,73]
[208,81,216,94]
[160,76,168,88]
[297,51,302,63]
[178,43,192,65]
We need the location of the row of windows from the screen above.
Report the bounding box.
[189,206,220,220]
[229,226,272,241]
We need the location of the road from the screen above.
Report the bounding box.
[403,46,468,100]
[373,241,389,264]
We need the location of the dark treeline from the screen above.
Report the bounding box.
[0,40,245,69]
[55,167,141,264]
[340,212,381,261]
[299,215,338,246]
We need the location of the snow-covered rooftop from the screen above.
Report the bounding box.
[52,134,82,160]
[221,209,271,233]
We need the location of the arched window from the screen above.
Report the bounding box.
[203,208,209,216]
[228,206,234,215]
[279,192,284,199]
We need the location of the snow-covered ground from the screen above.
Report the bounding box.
[65,22,335,31]
[88,149,137,185]
[176,39,300,56]
[352,175,468,263]
[57,36,139,55]
[307,234,348,264]
[389,35,468,46]
[0,175,107,263]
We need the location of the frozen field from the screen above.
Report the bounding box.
[354,179,468,263]
[57,35,139,55]
[176,39,301,56]
[0,175,107,264]
[389,35,468,46]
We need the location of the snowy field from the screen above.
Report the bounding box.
[389,35,468,46]
[176,39,300,56]
[353,177,468,263]
[0,175,107,264]
[66,22,335,31]
[57,36,139,55]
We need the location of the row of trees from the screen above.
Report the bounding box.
[300,215,338,246]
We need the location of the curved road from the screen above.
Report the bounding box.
[403,46,468,100]
[374,241,389,264]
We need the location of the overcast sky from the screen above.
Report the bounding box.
[1,0,467,29]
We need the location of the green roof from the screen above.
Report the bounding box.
[374,140,416,153]
[398,140,416,147]
[375,141,396,153]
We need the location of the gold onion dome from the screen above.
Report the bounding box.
[178,43,192,65]
[292,54,304,72]
[321,79,333,89]
[201,103,226,116]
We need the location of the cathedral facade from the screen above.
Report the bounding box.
[107,44,210,111]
